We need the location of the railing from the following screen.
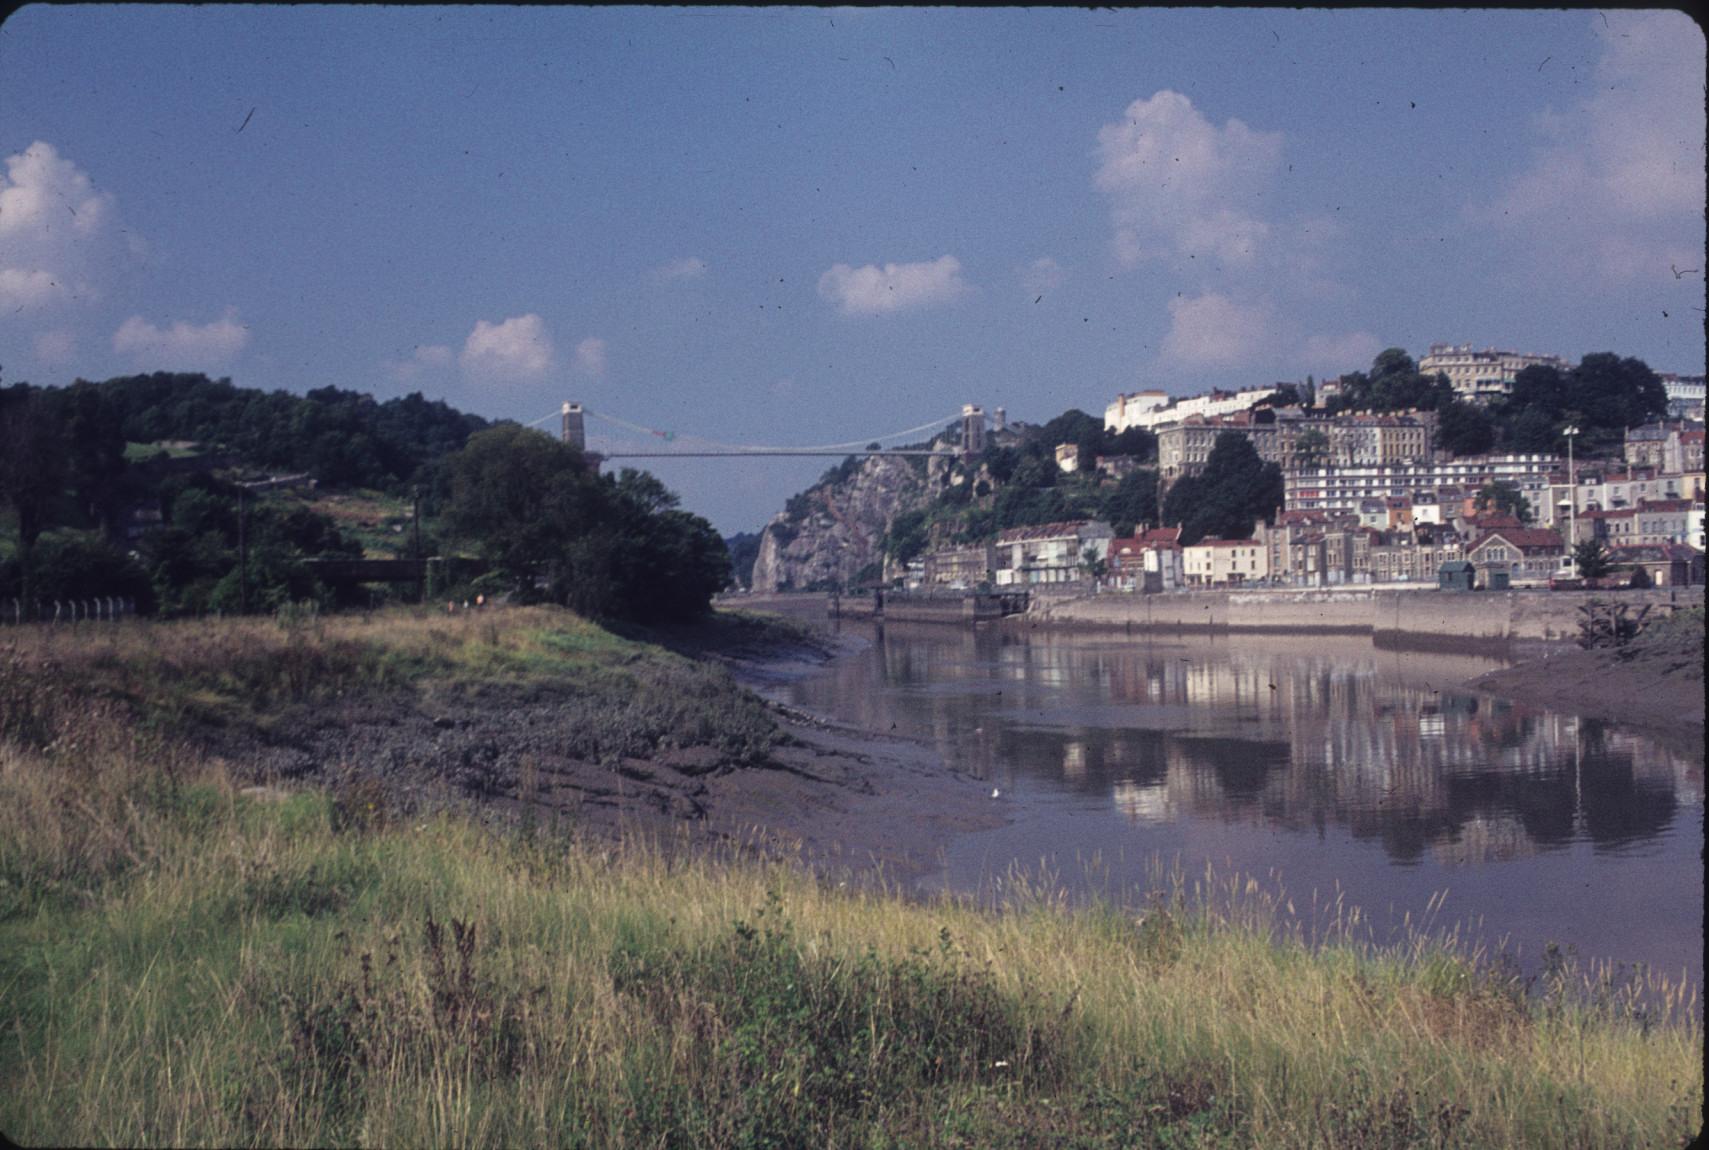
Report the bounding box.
[2,597,139,625]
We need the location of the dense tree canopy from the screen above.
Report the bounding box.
[1434,399,1496,457]
[92,373,488,491]
[1161,432,1285,546]
[1326,349,1454,414]
[1097,470,1159,537]
[444,426,728,622]
[1498,354,1666,456]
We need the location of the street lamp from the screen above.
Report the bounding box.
[1562,425,1580,576]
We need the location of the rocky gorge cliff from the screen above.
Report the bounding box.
[749,450,946,592]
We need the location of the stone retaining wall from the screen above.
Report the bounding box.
[1028,587,1689,643]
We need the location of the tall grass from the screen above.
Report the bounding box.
[1,609,1700,1147]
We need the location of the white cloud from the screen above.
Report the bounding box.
[386,343,453,382]
[1481,11,1705,282]
[817,255,967,316]
[1298,331,1384,376]
[573,336,607,377]
[459,314,554,380]
[653,256,708,282]
[1019,257,1065,297]
[33,327,76,367]
[113,308,249,370]
[0,141,120,311]
[1159,293,1274,369]
[1094,91,1283,269]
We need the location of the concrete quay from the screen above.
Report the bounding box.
[1022,585,1694,644]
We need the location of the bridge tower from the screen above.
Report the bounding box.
[960,404,986,461]
[560,402,604,475]
[560,402,586,451]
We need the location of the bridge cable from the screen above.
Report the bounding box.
[582,408,962,454]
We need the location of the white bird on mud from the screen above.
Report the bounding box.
[990,787,1001,799]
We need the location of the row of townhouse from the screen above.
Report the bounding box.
[917,512,1699,593]
[1105,385,1281,433]
[1415,344,1571,403]
[1155,407,1437,482]
[1572,499,1704,551]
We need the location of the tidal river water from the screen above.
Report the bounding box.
[776,613,1703,989]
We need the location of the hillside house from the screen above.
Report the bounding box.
[993,520,1114,586]
[1107,526,1183,591]
[921,541,995,588]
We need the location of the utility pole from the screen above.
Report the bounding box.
[1563,425,1580,577]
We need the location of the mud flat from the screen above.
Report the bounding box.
[206,617,1001,886]
[1465,612,1705,745]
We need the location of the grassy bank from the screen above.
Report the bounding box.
[0,605,783,775]
[1,610,1700,1147]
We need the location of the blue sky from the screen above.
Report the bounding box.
[2,7,1703,533]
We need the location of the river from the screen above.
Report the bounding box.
[771,612,1703,990]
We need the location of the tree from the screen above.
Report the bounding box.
[0,384,70,606]
[1293,428,1331,470]
[1474,481,1533,524]
[1100,425,1156,462]
[444,425,727,622]
[885,508,930,565]
[1573,538,1614,580]
[1566,353,1666,447]
[446,425,607,588]
[1097,469,1159,537]
[1031,409,1104,463]
[1163,432,1285,545]
[1435,400,1495,457]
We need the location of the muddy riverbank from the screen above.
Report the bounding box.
[1466,615,1705,745]
[205,617,1002,885]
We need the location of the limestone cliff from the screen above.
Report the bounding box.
[750,452,944,592]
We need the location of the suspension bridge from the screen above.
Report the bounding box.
[520,402,1005,464]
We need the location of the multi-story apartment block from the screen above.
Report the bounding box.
[1286,455,1559,518]
[1105,384,1281,433]
[1157,408,1436,483]
[1418,343,1571,403]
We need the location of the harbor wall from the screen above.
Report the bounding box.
[1026,587,1689,643]
[725,587,1695,644]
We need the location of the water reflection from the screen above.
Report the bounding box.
[793,626,1701,874]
